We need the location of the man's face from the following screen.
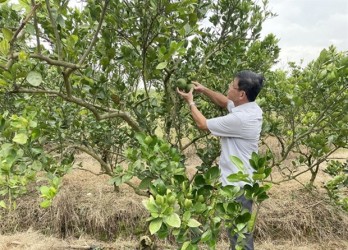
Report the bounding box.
[227,78,241,101]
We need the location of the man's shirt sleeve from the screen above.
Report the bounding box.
[206,113,243,137]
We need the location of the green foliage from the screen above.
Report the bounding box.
[0,111,71,211]
[110,132,185,188]
[262,46,348,184]
[1,0,278,195]
[324,160,348,211]
[1,0,346,247]
[136,140,272,249]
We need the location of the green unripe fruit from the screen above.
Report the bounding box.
[168,195,176,205]
[184,198,192,209]
[144,136,153,144]
[186,83,194,91]
[176,78,187,90]
[198,195,204,202]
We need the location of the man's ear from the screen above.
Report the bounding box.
[240,90,245,98]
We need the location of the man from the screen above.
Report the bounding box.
[177,70,264,250]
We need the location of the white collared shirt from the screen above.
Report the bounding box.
[206,100,263,187]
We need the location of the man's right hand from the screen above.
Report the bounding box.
[192,81,207,93]
[192,80,229,109]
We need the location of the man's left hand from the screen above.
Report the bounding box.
[177,87,194,104]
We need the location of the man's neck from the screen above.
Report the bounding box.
[234,100,250,107]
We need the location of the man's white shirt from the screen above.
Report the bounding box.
[206,100,263,187]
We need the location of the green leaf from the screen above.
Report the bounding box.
[26,71,42,86]
[193,174,205,186]
[181,241,191,250]
[256,192,269,202]
[0,78,7,87]
[12,133,28,144]
[142,196,158,213]
[164,213,181,228]
[18,50,28,61]
[201,229,212,242]
[156,61,167,70]
[57,15,65,28]
[31,128,41,141]
[236,223,246,232]
[2,28,13,41]
[230,156,245,172]
[264,167,272,178]
[156,223,169,239]
[219,185,240,197]
[183,211,191,222]
[248,211,257,231]
[252,173,266,181]
[258,157,266,169]
[139,177,153,189]
[187,218,201,227]
[0,40,10,55]
[0,116,6,131]
[205,166,220,180]
[29,120,37,128]
[134,132,145,143]
[40,200,51,208]
[249,152,259,169]
[227,172,251,183]
[30,160,42,171]
[236,212,251,224]
[121,173,133,183]
[0,200,6,209]
[149,217,162,235]
[40,186,50,197]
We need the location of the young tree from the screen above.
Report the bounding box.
[261,46,348,186]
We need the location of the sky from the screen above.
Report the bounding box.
[261,0,348,68]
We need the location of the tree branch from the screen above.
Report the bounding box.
[4,3,41,70]
[61,0,110,97]
[31,0,41,54]
[10,87,142,131]
[124,181,148,196]
[45,0,63,60]
[10,3,41,46]
[182,134,208,151]
[78,0,110,67]
[29,53,83,69]
[99,111,141,132]
[65,144,112,175]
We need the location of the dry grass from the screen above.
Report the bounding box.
[255,185,348,240]
[0,150,347,250]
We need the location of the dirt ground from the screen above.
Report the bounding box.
[0,149,347,250]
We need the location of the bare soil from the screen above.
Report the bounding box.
[0,150,347,250]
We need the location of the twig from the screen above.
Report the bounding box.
[77,0,110,67]
[73,167,105,176]
[68,245,95,250]
[305,200,324,209]
[10,3,41,46]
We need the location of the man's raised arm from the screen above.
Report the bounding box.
[192,81,229,109]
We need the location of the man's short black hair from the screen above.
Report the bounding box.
[235,70,264,102]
